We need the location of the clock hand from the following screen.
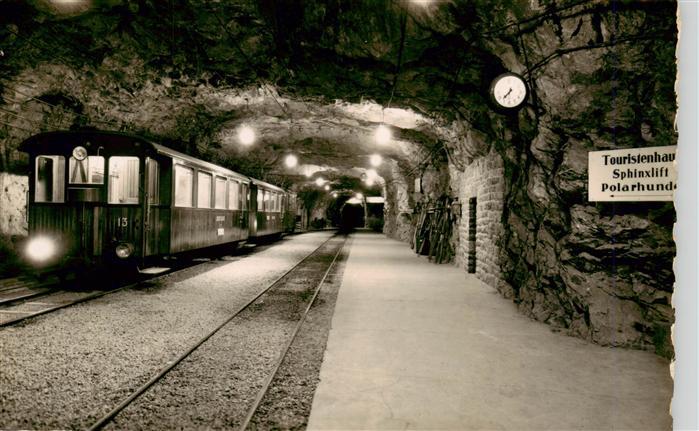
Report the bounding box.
[504,88,512,98]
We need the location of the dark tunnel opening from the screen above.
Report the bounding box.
[339,203,365,233]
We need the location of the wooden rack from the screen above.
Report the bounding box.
[412,196,456,264]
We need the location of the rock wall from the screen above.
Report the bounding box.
[475,3,676,357]
[383,160,413,242]
[0,173,28,237]
[451,150,505,290]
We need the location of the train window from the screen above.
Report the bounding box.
[197,172,212,208]
[257,189,264,211]
[147,159,159,204]
[215,177,227,209]
[69,156,104,184]
[241,183,248,210]
[108,157,140,204]
[35,155,65,203]
[228,179,239,210]
[174,165,193,207]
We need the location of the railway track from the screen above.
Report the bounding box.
[0,275,61,305]
[0,274,186,327]
[86,233,347,431]
[0,248,257,327]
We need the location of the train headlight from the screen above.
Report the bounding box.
[26,236,56,262]
[115,243,134,259]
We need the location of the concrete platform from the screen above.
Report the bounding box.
[307,232,672,430]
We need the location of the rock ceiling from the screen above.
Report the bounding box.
[0,0,510,188]
[0,0,677,191]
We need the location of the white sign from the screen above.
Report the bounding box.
[588,145,677,202]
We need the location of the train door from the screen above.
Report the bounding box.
[227,178,242,240]
[144,157,167,256]
[282,193,293,233]
[66,153,105,260]
[104,155,143,262]
[248,183,258,236]
[256,188,268,235]
[240,182,249,240]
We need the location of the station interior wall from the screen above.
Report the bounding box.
[0,173,28,237]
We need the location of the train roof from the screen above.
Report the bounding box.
[19,130,288,190]
[150,143,249,183]
[19,130,152,153]
[249,178,286,193]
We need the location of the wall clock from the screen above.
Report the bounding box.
[489,72,528,111]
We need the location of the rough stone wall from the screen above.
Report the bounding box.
[429,2,676,357]
[482,3,677,357]
[0,173,28,237]
[451,150,505,290]
[383,160,413,243]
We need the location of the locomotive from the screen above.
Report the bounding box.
[20,130,296,272]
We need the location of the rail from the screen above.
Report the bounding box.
[86,233,343,431]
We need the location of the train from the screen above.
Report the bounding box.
[19,130,297,272]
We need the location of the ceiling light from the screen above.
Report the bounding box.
[238,125,256,146]
[364,169,379,187]
[355,192,364,200]
[315,177,325,187]
[49,0,92,14]
[374,124,392,145]
[369,154,382,167]
[332,192,338,198]
[284,154,298,168]
[324,185,330,191]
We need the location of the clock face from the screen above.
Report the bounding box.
[72,146,88,161]
[491,73,527,109]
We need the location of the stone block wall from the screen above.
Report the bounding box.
[0,173,28,237]
[451,150,505,290]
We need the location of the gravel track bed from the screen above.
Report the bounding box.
[249,236,351,430]
[0,231,334,430]
[103,236,348,430]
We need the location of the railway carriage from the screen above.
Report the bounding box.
[20,130,293,271]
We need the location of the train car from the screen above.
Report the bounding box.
[249,178,287,239]
[19,130,290,271]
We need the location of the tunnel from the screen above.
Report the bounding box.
[0,1,696,429]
